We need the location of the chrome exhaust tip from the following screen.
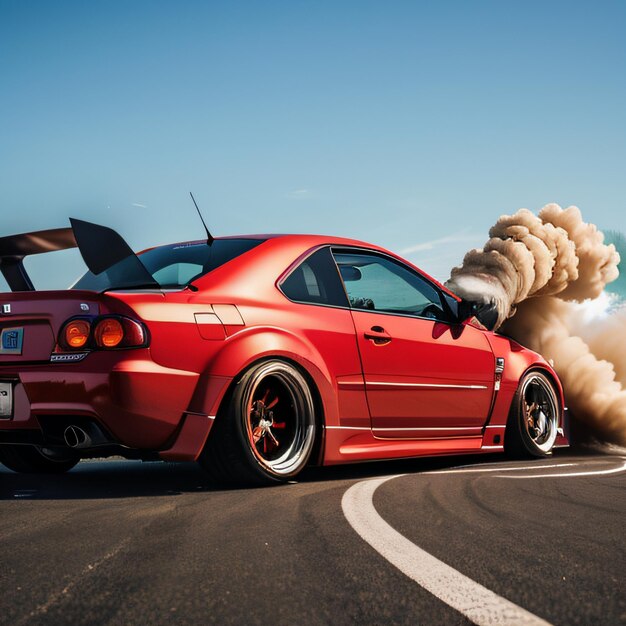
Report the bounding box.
[63,425,91,449]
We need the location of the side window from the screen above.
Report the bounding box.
[333,251,448,321]
[280,247,349,307]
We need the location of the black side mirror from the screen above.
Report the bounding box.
[456,299,499,331]
[442,294,499,331]
[457,299,478,322]
[473,302,499,331]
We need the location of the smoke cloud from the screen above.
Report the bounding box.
[445,204,626,446]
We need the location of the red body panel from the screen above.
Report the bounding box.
[0,233,568,465]
[351,311,495,437]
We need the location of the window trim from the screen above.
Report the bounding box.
[277,244,457,325]
[331,246,456,324]
[276,245,351,310]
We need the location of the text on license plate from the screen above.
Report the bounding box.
[0,381,12,418]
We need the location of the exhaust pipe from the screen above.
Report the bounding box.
[64,425,91,449]
[38,417,113,449]
[62,422,110,448]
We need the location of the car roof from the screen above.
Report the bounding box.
[146,233,377,248]
[159,233,460,301]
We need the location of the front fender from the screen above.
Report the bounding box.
[484,333,565,428]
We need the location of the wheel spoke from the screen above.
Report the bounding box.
[252,426,263,444]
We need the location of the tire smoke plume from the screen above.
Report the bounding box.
[445,204,626,445]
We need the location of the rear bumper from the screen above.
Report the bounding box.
[0,428,45,445]
[0,349,231,459]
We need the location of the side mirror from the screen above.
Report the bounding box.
[474,302,499,331]
[441,294,499,331]
[457,299,478,322]
[457,299,499,331]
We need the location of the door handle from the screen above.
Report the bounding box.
[364,326,392,345]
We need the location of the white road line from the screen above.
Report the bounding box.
[342,476,551,626]
[427,462,577,475]
[498,459,626,479]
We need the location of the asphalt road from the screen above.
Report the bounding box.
[1,448,624,626]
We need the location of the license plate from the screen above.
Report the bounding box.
[0,381,12,418]
[0,327,24,355]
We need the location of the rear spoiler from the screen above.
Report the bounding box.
[0,219,159,292]
[0,227,77,291]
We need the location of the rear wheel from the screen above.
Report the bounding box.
[0,445,79,474]
[199,360,318,486]
[505,371,560,458]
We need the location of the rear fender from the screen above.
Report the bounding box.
[194,326,336,425]
[166,327,334,463]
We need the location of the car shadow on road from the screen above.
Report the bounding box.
[0,459,220,501]
[0,446,597,501]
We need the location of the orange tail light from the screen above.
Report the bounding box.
[64,319,91,348]
[94,318,125,348]
[58,316,148,352]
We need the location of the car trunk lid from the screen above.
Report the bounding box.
[0,291,101,364]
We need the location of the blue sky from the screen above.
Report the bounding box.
[0,1,624,288]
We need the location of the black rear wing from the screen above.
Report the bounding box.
[0,219,159,292]
[0,227,77,291]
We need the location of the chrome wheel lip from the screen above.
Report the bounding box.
[243,362,316,477]
[520,373,558,453]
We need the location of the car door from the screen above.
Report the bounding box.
[333,249,496,439]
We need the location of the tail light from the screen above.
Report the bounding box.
[94,318,124,348]
[58,316,148,352]
[64,319,91,348]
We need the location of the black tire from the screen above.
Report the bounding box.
[199,360,318,486]
[0,445,79,474]
[505,370,560,458]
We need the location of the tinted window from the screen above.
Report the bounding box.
[334,251,448,321]
[280,247,349,307]
[72,239,265,291]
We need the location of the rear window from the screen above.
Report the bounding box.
[72,239,265,291]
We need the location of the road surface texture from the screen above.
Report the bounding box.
[1,448,624,625]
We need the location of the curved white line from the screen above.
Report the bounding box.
[428,462,577,475]
[342,476,550,626]
[498,460,626,479]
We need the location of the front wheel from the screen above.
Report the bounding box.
[199,360,318,486]
[505,371,560,458]
[0,445,79,474]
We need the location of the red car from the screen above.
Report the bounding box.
[0,219,568,484]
